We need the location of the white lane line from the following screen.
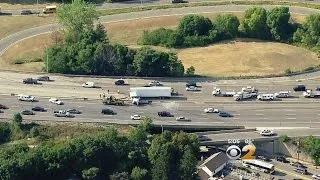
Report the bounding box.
[286,114,296,116]
[230,118,240,120]
[256,114,264,116]
[286,118,297,120]
[285,109,294,111]
[255,110,264,112]
[259,117,269,120]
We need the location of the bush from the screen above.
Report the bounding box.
[185,66,195,76]
[284,68,292,75]
[139,28,176,47]
[0,123,11,144]
[304,66,315,71]
[183,35,212,47]
[13,59,25,65]
[30,58,43,63]
[280,135,291,142]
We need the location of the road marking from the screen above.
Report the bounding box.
[256,114,264,116]
[230,118,240,120]
[285,109,294,111]
[259,117,269,120]
[254,109,264,112]
[286,118,297,120]
[286,114,296,116]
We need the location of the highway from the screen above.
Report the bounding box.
[1,71,320,129]
[1,5,320,56]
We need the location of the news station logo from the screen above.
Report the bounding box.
[226,144,256,160]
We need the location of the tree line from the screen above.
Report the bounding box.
[45,0,184,77]
[0,116,199,180]
[140,6,320,53]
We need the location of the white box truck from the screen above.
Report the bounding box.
[82,82,95,88]
[130,87,172,98]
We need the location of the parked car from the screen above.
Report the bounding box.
[67,109,81,114]
[101,109,116,115]
[49,98,63,105]
[21,110,35,115]
[20,10,32,15]
[32,106,46,112]
[158,111,173,117]
[275,156,288,163]
[23,78,38,84]
[18,95,35,102]
[37,76,50,81]
[0,104,8,109]
[131,114,141,120]
[218,111,233,117]
[293,85,306,91]
[259,129,275,136]
[115,80,125,85]
[176,116,191,121]
[204,108,219,113]
[312,174,320,179]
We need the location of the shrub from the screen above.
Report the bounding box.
[284,68,292,75]
[304,66,315,71]
[139,28,176,47]
[186,66,195,76]
[13,58,25,64]
[280,135,291,143]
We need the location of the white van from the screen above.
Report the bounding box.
[82,82,95,88]
[257,94,274,101]
[43,5,57,14]
[274,91,290,98]
[18,94,35,102]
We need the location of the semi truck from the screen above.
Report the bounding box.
[241,86,258,94]
[102,96,125,106]
[212,88,236,97]
[129,87,172,98]
[303,90,320,98]
[233,92,257,101]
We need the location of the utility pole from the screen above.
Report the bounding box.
[46,53,49,73]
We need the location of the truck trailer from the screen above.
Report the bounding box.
[303,90,320,98]
[129,87,172,98]
[212,88,236,97]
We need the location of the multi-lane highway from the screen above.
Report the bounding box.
[1,71,320,129]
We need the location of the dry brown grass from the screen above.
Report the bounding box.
[0,13,311,76]
[178,39,320,76]
[0,15,56,39]
[0,0,58,10]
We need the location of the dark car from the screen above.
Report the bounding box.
[172,0,188,3]
[23,78,38,84]
[115,80,125,85]
[293,85,306,91]
[32,106,46,112]
[158,111,173,117]
[316,86,320,91]
[186,81,197,87]
[21,110,35,115]
[218,111,233,117]
[66,109,81,114]
[20,10,32,15]
[0,104,8,109]
[276,156,288,163]
[101,109,116,115]
[290,161,306,168]
[0,110,3,113]
[37,76,50,81]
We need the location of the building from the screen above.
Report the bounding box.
[197,152,229,180]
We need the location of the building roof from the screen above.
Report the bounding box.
[199,152,228,172]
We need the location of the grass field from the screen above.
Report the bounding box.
[0,13,315,77]
[0,15,56,39]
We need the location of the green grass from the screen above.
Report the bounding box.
[99,1,320,16]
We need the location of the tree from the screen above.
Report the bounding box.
[304,136,320,166]
[293,14,320,48]
[267,7,293,42]
[0,123,11,144]
[112,44,136,76]
[178,15,213,37]
[215,14,240,38]
[179,146,197,180]
[30,126,40,138]
[186,66,195,76]
[82,167,100,180]
[131,167,148,180]
[13,113,22,125]
[109,172,129,180]
[241,7,270,39]
[57,0,98,41]
[280,135,291,143]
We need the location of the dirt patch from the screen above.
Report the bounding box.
[0,15,56,39]
[178,39,320,76]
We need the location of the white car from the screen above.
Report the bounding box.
[186,86,200,91]
[149,80,162,86]
[131,114,141,120]
[204,108,219,113]
[18,95,35,102]
[176,116,191,121]
[259,129,275,136]
[312,174,320,179]
[49,98,63,105]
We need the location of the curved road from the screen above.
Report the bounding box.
[1,5,320,56]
